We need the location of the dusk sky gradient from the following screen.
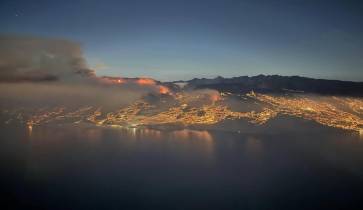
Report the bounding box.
[1,0,363,81]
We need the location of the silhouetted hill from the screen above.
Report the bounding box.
[181,75,363,96]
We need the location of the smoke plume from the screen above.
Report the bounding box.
[0,35,95,83]
[0,35,173,109]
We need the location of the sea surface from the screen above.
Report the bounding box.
[1,121,363,210]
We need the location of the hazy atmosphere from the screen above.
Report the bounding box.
[1,0,363,81]
[1,1,363,210]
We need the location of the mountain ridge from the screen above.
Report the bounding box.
[169,75,363,96]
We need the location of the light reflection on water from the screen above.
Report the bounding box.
[25,125,217,163]
[27,124,32,136]
[244,137,263,159]
[2,123,363,210]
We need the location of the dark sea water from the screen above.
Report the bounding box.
[1,121,363,210]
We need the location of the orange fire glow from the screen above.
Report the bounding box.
[211,94,220,102]
[99,77,125,85]
[116,79,125,84]
[159,85,170,94]
[136,78,156,85]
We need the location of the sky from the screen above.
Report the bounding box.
[0,0,363,81]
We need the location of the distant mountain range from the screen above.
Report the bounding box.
[170,75,363,96]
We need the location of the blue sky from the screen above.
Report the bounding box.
[1,0,363,81]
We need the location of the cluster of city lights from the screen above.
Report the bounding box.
[2,90,362,134]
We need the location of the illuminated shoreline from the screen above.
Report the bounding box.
[2,91,362,134]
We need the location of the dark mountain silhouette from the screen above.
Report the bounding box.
[177,75,363,96]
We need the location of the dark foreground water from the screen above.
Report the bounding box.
[1,122,363,210]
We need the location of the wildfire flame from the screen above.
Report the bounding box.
[136,78,156,86]
[116,79,125,84]
[99,76,125,85]
[96,76,171,94]
[159,85,170,94]
[211,94,221,103]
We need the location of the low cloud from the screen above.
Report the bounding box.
[0,82,146,110]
